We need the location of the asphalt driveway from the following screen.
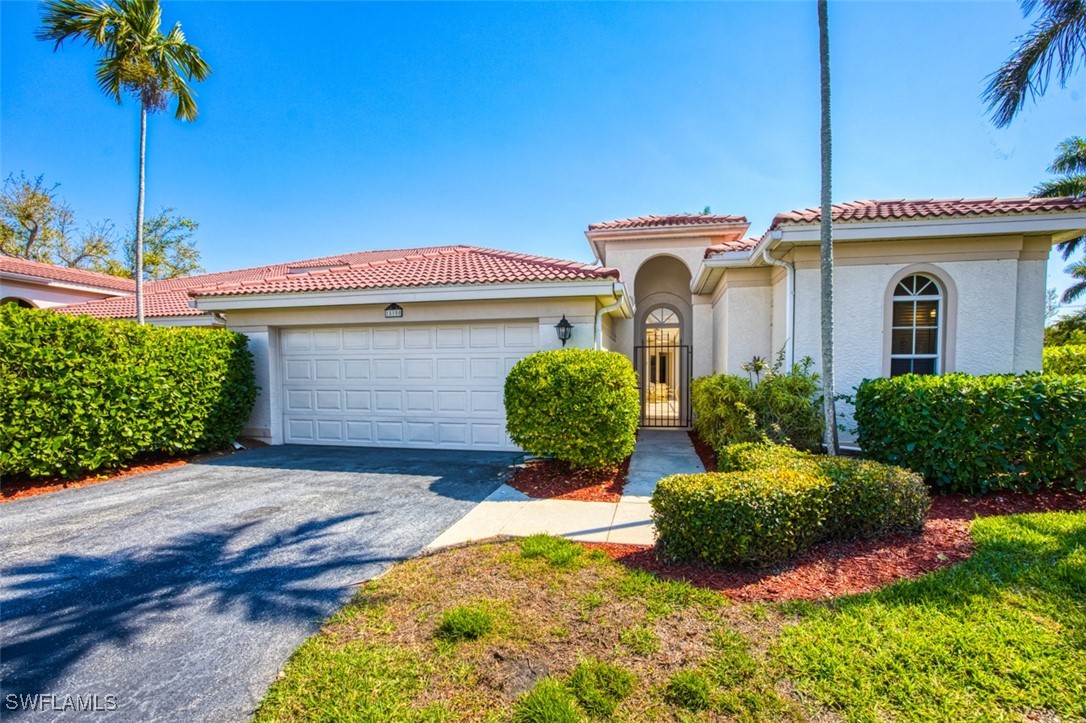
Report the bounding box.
[0,445,515,721]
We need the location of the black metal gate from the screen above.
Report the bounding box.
[633,343,692,428]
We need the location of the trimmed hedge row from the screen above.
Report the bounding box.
[855,374,1086,494]
[1043,345,1086,375]
[504,348,639,469]
[0,306,257,479]
[652,443,929,566]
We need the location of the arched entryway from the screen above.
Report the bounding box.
[634,256,692,428]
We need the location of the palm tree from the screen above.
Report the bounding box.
[983,0,1086,128]
[818,0,839,455]
[1063,260,1086,303]
[38,0,211,323]
[1035,136,1086,265]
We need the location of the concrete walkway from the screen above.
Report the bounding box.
[427,430,705,549]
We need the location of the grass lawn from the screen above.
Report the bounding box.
[256,511,1086,722]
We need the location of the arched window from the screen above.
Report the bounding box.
[890,274,942,376]
[1,297,34,309]
[643,306,680,345]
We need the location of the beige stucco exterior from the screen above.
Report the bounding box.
[0,277,125,309]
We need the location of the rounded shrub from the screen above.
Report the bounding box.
[652,469,832,567]
[816,457,929,539]
[504,349,638,469]
[691,374,760,453]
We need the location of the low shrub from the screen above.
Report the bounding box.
[0,306,256,479]
[1043,344,1086,375]
[505,349,639,469]
[691,355,823,455]
[435,605,493,642]
[512,677,582,723]
[566,659,635,718]
[652,469,832,566]
[654,443,929,566]
[855,374,1086,493]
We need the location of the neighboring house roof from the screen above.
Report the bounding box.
[0,256,135,293]
[59,244,618,317]
[770,196,1086,229]
[588,214,748,231]
[705,238,759,258]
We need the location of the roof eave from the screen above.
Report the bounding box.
[768,211,1086,244]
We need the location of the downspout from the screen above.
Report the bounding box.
[594,283,626,350]
[762,243,795,367]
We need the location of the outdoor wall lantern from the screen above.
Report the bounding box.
[384,303,404,319]
[555,315,573,346]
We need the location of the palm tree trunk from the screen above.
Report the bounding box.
[135,104,147,324]
[818,0,839,455]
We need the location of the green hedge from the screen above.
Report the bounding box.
[504,348,639,469]
[1043,345,1086,375]
[691,357,823,455]
[854,374,1086,494]
[0,306,257,479]
[653,443,929,566]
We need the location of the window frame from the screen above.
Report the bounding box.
[881,265,957,378]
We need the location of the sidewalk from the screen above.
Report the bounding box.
[426,430,704,550]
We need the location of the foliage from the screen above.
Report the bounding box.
[504,349,639,469]
[777,512,1086,721]
[123,208,203,280]
[652,469,833,566]
[1046,307,1086,346]
[511,678,582,723]
[655,443,929,566]
[1035,137,1086,266]
[566,659,635,718]
[519,534,585,568]
[855,373,1086,493]
[435,605,494,642]
[691,354,823,455]
[1043,344,1086,374]
[0,306,256,479]
[665,670,711,711]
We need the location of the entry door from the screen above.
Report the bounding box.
[279,322,539,450]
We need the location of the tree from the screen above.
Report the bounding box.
[0,172,115,271]
[38,0,211,323]
[983,0,1086,128]
[123,208,203,280]
[1034,137,1086,266]
[1063,261,1086,304]
[1045,306,1086,345]
[818,0,839,456]
[1045,287,1061,321]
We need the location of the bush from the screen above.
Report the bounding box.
[855,374,1086,493]
[1043,344,1086,375]
[652,469,832,566]
[1045,308,1086,346]
[0,306,256,479]
[505,349,638,469]
[566,659,635,718]
[435,605,494,642]
[717,443,929,540]
[654,443,929,566]
[512,677,582,723]
[691,355,823,455]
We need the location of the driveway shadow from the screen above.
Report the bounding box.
[0,512,389,702]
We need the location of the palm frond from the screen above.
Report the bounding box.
[1061,260,1086,303]
[1032,174,1086,197]
[983,0,1086,127]
[1057,233,1086,260]
[1049,136,1086,173]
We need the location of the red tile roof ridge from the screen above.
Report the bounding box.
[770,196,1086,229]
[588,214,749,231]
[464,245,619,276]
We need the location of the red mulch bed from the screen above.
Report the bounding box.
[1,438,268,503]
[507,457,631,503]
[688,431,716,471]
[584,488,1086,602]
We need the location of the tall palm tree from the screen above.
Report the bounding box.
[984,0,1086,128]
[818,0,838,455]
[1063,260,1086,303]
[38,0,210,323]
[1035,136,1086,266]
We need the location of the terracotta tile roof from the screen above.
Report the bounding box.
[705,238,759,258]
[588,214,748,231]
[58,245,618,318]
[0,256,135,293]
[770,196,1086,229]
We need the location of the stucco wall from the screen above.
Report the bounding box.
[709,268,773,376]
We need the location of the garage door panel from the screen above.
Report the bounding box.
[281,322,537,450]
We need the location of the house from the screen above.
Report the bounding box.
[0,256,134,308]
[64,196,1086,451]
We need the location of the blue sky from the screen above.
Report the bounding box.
[2,1,1084,309]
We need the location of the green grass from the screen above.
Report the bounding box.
[567,658,636,718]
[519,534,585,567]
[435,605,494,642]
[664,670,711,711]
[512,677,582,723]
[776,512,1086,722]
[618,625,660,656]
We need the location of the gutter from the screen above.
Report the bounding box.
[761,238,795,367]
[594,282,631,350]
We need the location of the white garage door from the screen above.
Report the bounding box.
[279,322,540,450]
